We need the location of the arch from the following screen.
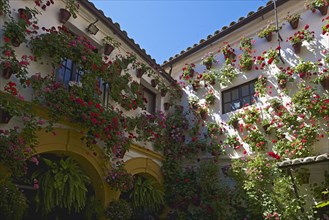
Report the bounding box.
[125,157,163,184]
[34,128,117,206]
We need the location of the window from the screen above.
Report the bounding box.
[142,86,156,114]
[222,80,256,114]
[56,59,83,86]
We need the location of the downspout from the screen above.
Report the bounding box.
[273,0,285,64]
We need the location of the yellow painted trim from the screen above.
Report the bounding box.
[33,128,116,207]
[125,157,163,184]
[130,143,164,161]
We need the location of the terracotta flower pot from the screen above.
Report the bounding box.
[265,33,273,42]
[59,8,71,23]
[320,78,329,90]
[161,89,167,97]
[317,4,328,16]
[103,44,114,55]
[136,68,144,78]
[200,112,208,120]
[205,62,212,70]
[164,102,170,111]
[232,120,239,130]
[224,52,236,61]
[289,19,299,29]
[1,65,13,79]
[292,42,302,54]
[0,108,12,124]
[151,79,158,87]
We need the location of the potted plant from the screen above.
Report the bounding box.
[223,134,241,149]
[105,200,133,220]
[239,52,253,71]
[265,47,281,65]
[217,61,238,86]
[254,75,267,97]
[258,24,277,42]
[293,60,318,79]
[275,70,294,89]
[151,78,159,88]
[103,36,121,55]
[105,161,134,192]
[322,15,329,35]
[59,0,79,23]
[196,104,209,120]
[0,107,12,123]
[3,18,27,47]
[164,102,171,111]
[221,42,236,61]
[239,36,253,50]
[228,113,242,129]
[202,71,217,85]
[191,79,201,91]
[188,96,200,110]
[207,122,223,136]
[243,130,267,153]
[181,63,195,79]
[284,13,301,29]
[242,106,260,125]
[0,0,10,16]
[305,0,329,15]
[287,25,315,54]
[205,90,216,105]
[201,52,216,70]
[261,119,272,134]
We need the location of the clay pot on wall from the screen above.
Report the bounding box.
[59,8,71,23]
[317,4,328,16]
[289,20,299,29]
[151,79,158,88]
[292,42,302,54]
[104,44,114,56]
[164,102,170,111]
[265,33,273,42]
[0,108,12,124]
[161,89,167,97]
[136,68,144,78]
[321,78,329,90]
[1,65,13,79]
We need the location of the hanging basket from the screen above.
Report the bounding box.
[161,89,167,97]
[151,79,158,87]
[292,42,302,54]
[59,8,71,23]
[103,44,114,55]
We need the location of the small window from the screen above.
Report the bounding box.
[56,59,84,86]
[142,86,156,114]
[222,80,257,114]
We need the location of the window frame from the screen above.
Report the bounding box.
[222,79,257,114]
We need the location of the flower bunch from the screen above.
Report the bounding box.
[322,15,329,35]
[201,52,216,69]
[255,75,267,97]
[239,36,253,50]
[181,63,195,80]
[205,90,216,105]
[293,60,318,78]
[220,42,236,60]
[207,122,223,136]
[239,52,253,71]
[243,130,267,153]
[287,24,315,45]
[275,68,294,88]
[284,13,301,23]
[305,0,329,12]
[258,24,276,39]
[106,161,134,192]
[217,61,238,86]
[224,135,241,149]
[241,106,260,125]
[105,200,132,220]
[195,104,209,119]
[202,71,216,85]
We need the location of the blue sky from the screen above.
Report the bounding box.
[90,1,267,64]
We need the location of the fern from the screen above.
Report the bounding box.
[32,157,90,215]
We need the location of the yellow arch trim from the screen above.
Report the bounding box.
[125,157,163,184]
[34,128,117,206]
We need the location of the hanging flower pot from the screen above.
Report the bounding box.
[0,108,12,124]
[136,68,144,78]
[103,44,114,55]
[151,79,158,87]
[317,4,328,16]
[161,89,167,97]
[232,120,239,130]
[292,42,302,54]
[1,65,13,79]
[164,102,170,111]
[321,77,329,90]
[18,8,32,21]
[289,19,299,29]
[265,33,273,42]
[200,111,208,120]
[59,8,71,23]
